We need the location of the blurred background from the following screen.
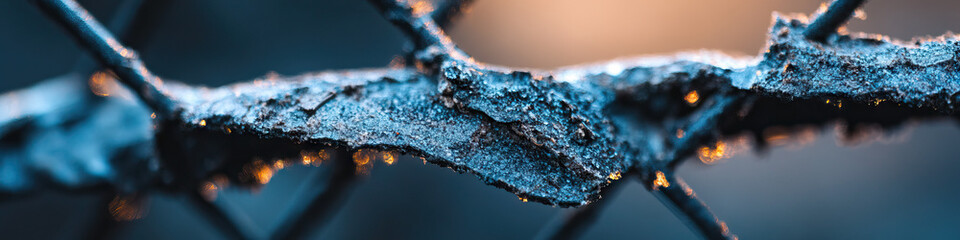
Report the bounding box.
[2,0,960,239]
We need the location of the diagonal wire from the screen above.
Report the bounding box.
[185,191,258,240]
[33,0,177,118]
[533,179,627,240]
[804,0,867,42]
[666,94,743,170]
[270,155,359,240]
[643,170,737,240]
[432,0,475,29]
[367,0,472,62]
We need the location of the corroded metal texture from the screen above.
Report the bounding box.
[5,0,960,238]
[4,13,959,203]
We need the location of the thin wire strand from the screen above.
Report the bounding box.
[186,192,257,240]
[533,180,626,240]
[270,157,358,240]
[644,171,737,240]
[432,0,475,29]
[804,0,867,42]
[666,94,742,170]
[366,0,471,62]
[33,0,177,118]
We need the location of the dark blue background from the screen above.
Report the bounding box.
[2,0,960,239]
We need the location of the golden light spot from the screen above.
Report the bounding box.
[697,141,727,164]
[255,166,274,184]
[410,0,434,17]
[854,9,867,20]
[518,196,528,202]
[760,126,818,149]
[353,151,370,165]
[317,150,329,164]
[764,129,790,145]
[353,149,375,175]
[684,91,700,105]
[683,185,695,197]
[301,150,320,166]
[871,98,885,106]
[199,120,207,126]
[676,129,685,139]
[382,151,397,165]
[89,71,116,97]
[653,171,670,189]
[241,160,275,184]
[200,181,219,201]
[109,195,147,221]
[150,112,156,119]
[273,160,286,170]
[608,171,622,180]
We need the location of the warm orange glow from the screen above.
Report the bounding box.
[518,196,528,202]
[317,150,329,163]
[762,126,817,148]
[653,171,670,189]
[301,150,319,166]
[815,2,829,15]
[353,149,375,175]
[150,112,157,119]
[353,151,370,165]
[109,195,146,221]
[854,9,867,20]
[676,129,685,139]
[199,120,207,126]
[255,166,275,184]
[684,91,699,105]
[382,151,397,165]
[388,55,405,69]
[683,185,695,197]
[697,141,727,164]
[273,160,287,170]
[608,171,621,180]
[242,160,275,184]
[89,71,116,97]
[824,99,843,108]
[720,221,730,235]
[765,133,789,144]
[200,181,219,201]
[410,0,434,17]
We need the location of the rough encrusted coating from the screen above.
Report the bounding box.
[439,60,627,185]
[175,69,620,206]
[4,15,960,206]
[754,16,960,110]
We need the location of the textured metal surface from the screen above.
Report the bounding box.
[4,0,960,238]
